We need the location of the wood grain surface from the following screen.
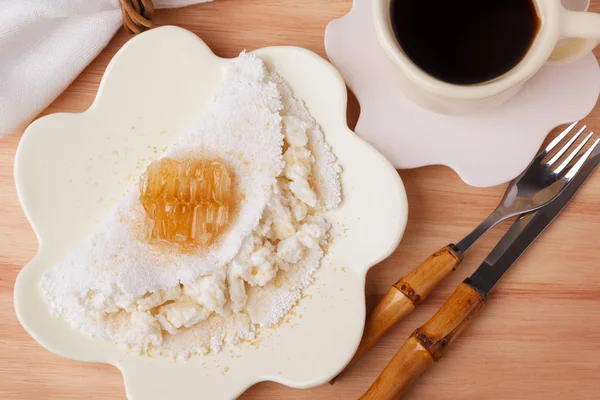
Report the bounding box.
[1,1,600,399]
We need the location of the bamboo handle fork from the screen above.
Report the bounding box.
[360,129,600,399]
[333,121,593,382]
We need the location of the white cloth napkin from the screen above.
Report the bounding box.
[0,0,212,138]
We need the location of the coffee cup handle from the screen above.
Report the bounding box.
[549,9,600,64]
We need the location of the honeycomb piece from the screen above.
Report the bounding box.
[139,158,234,245]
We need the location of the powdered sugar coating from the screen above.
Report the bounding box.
[40,52,342,359]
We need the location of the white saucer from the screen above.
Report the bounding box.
[325,0,600,187]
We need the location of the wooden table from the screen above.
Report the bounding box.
[1,1,599,399]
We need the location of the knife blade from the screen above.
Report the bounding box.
[468,143,600,296]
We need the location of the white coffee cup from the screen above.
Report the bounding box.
[373,0,600,114]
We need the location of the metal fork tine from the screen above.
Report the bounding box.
[554,132,594,174]
[540,121,579,157]
[564,138,600,180]
[547,125,586,167]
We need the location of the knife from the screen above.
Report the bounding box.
[359,144,600,400]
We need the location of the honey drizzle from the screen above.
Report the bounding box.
[139,158,234,246]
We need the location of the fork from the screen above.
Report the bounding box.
[332,121,598,381]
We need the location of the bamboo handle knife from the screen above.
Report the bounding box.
[359,279,485,400]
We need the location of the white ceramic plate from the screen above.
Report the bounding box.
[325,0,600,187]
[14,26,408,400]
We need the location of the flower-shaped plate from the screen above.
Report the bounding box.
[14,26,408,399]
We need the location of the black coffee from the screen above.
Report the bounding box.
[391,0,540,85]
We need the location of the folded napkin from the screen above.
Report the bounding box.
[0,0,212,138]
